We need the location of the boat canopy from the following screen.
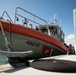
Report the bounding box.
[35,24,65,42]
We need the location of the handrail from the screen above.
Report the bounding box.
[14,7,48,24]
[16,14,42,25]
[1,11,13,22]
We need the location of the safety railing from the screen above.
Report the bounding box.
[14,7,48,26]
[1,11,13,22]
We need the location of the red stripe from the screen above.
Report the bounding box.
[0,20,69,52]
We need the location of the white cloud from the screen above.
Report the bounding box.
[65,34,74,40]
[65,34,76,50]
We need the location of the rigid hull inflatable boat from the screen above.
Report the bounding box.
[0,7,75,66]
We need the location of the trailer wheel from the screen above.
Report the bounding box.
[8,57,30,68]
[8,57,19,68]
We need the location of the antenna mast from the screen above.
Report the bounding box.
[54,15,57,25]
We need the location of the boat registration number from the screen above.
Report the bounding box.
[26,41,40,47]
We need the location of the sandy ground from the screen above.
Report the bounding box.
[0,55,76,75]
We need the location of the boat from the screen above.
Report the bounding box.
[0,7,75,66]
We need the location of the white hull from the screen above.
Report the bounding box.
[0,31,66,58]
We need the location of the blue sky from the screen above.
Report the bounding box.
[0,0,76,36]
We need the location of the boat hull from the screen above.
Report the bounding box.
[0,20,68,58]
[0,31,66,59]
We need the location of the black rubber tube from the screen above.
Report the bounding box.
[30,59,76,72]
